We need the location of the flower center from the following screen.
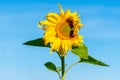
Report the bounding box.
[56,18,77,39]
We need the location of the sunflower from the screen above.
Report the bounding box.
[38,4,84,56]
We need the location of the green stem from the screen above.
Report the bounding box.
[61,56,65,80]
[62,61,79,79]
[56,51,62,79]
[61,56,65,77]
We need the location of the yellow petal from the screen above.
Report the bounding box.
[64,9,70,19]
[46,13,61,21]
[78,23,84,27]
[38,23,42,28]
[50,43,56,52]
[52,38,61,50]
[67,40,72,49]
[71,12,77,17]
[77,36,84,42]
[61,40,69,54]
[46,16,58,23]
[39,20,56,26]
[71,36,83,46]
[44,36,56,45]
[44,27,55,31]
[78,35,83,39]
[58,4,64,15]
[61,40,65,51]
[64,40,69,52]
[50,38,61,53]
[44,31,56,39]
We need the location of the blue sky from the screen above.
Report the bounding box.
[0,0,120,80]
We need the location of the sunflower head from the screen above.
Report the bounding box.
[38,4,84,56]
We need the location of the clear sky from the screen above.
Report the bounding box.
[0,0,120,80]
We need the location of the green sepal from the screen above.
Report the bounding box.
[79,55,109,67]
[71,44,88,59]
[23,38,50,47]
[44,62,58,72]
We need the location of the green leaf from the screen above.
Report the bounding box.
[23,38,50,47]
[44,62,57,72]
[71,44,88,59]
[79,55,109,67]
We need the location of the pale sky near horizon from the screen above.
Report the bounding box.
[0,0,120,80]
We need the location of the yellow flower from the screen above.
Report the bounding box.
[38,4,84,56]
